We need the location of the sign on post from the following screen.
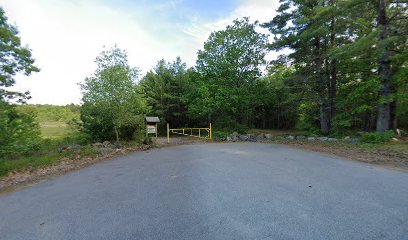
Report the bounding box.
[145,116,160,138]
[147,125,156,134]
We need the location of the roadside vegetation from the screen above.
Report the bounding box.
[0,1,407,180]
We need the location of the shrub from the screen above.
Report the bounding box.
[0,103,42,158]
[361,131,396,143]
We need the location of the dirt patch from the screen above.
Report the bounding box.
[155,136,209,146]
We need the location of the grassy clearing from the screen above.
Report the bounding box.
[40,121,75,139]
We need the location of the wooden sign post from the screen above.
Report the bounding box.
[145,116,160,138]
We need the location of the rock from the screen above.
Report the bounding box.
[232,132,239,137]
[317,137,329,141]
[247,134,257,142]
[287,136,295,140]
[57,147,66,153]
[391,137,399,142]
[296,136,306,140]
[92,142,104,148]
[264,134,272,139]
[67,144,81,150]
[327,138,338,142]
[307,137,316,141]
[102,141,112,148]
[396,129,407,137]
[344,136,351,141]
[227,135,238,142]
[256,133,265,140]
[58,144,81,153]
[239,135,249,141]
[350,138,360,144]
[98,147,114,155]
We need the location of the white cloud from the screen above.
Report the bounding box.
[1,0,280,105]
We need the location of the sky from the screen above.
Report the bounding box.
[1,0,280,105]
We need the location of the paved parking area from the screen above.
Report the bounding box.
[1,143,407,240]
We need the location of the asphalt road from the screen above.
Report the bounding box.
[1,143,408,240]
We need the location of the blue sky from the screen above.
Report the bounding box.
[0,0,279,104]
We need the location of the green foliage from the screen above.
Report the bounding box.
[0,6,39,102]
[140,57,191,131]
[194,17,268,129]
[361,131,396,143]
[0,7,43,160]
[263,0,408,133]
[16,104,82,139]
[0,153,60,176]
[80,46,147,141]
[0,101,41,158]
[212,130,230,141]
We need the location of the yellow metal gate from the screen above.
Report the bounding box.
[166,123,212,144]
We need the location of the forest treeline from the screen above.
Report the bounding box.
[1,1,407,157]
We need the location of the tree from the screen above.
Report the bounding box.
[0,7,39,102]
[140,57,191,129]
[80,46,147,142]
[0,101,41,158]
[263,0,346,134]
[0,7,41,158]
[330,0,407,132]
[195,17,268,129]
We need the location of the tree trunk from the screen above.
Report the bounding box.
[328,0,337,130]
[389,100,397,130]
[376,0,392,132]
[114,125,119,143]
[316,37,330,134]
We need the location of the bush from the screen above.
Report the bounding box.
[0,102,42,158]
[361,131,396,143]
[212,131,229,141]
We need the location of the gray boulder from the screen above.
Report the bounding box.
[247,134,257,142]
[227,135,238,142]
[239,135,249,141]
[102,141,113,148]
[307,137,316,141]
[396,129,407,137]
[327,138,338,142]
[317,137,329,141]
[256,133,265,141]
[92,142,104,148]
[232,132,239,137]
[296,136,306,140]
[287,136,295,140]
[265,134,273,139]
[98,147,114,155]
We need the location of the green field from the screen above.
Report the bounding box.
[40,121,75,139]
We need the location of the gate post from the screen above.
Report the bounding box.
[167,123,170,144]
[210,123,213,143]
